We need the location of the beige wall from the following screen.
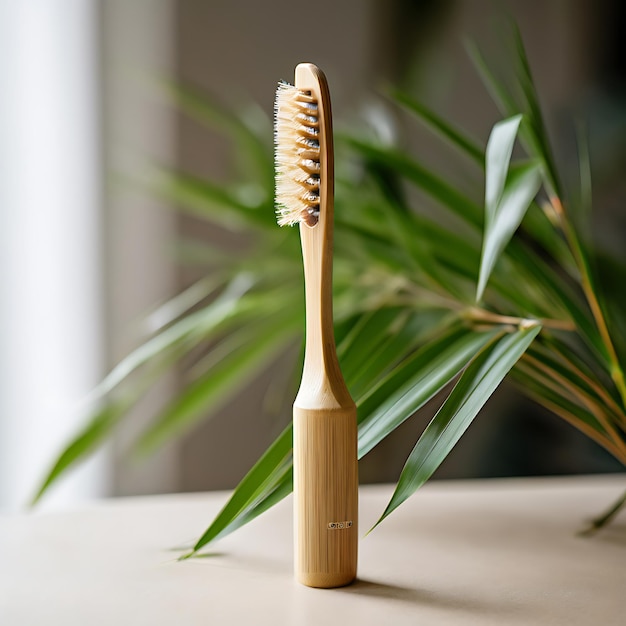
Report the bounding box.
[101,0,180,496]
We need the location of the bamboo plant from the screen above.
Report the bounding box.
[34,27,625,553]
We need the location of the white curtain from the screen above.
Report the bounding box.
[0,0,107,510]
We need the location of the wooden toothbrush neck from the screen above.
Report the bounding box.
[296,222,352,410]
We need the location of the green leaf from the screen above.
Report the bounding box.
[30,282,254,504]
[135,314,299,453]
[32,397,131,504]
[359,173,425,273]
[477,159,542,301]
[338,308,406,381]
[33,349,192,504]
[469,30,561,198]
[409,213,481,282]
[335,219,409,274]
[362,157,410,214]
[510,25,561,198]
[543,334,608,388]
[506,238,607,366]
[526,342,623,423]
[466,41,516,118]
[182,323,495,552]
[373,324,541,528]
[511,363,610,443]
[335,183,478,300]
[390,89,484,165]
[385,207,470,300]
[517,349,625,461]
[485,114,523,224]
[155,171,274,231]
[217,467,293,539]
[98,273,255,396]
[145,276,222,332]
[575,121,592,221]
[521,201,576,274]
[358,326,498,457]
[346,311,450,402]
[342,136,483,227]
[184,423,293,557]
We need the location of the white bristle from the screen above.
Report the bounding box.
[274,81,321,227]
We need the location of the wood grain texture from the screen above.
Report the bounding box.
[293,406,358,588]
[291,63,358,588]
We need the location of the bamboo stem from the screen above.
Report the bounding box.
[550,196,626,409]
[463,306,573,331]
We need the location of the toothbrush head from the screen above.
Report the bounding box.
[274,81,321,227]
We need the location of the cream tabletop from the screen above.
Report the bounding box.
[1,475,624,625]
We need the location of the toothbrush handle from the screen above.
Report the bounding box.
[293,405,358,588]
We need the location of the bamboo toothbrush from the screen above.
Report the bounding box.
[274,63,358,588]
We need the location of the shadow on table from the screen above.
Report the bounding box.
[337,579,500,614]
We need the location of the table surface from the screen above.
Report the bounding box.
[1,475,624,625]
